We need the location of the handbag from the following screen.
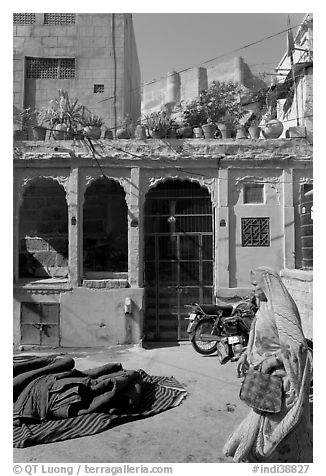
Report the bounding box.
[239,365,283,414]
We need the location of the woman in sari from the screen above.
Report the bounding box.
[223,266,312,463]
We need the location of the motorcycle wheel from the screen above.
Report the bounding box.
[191,319,218,355]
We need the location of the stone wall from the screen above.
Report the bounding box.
[280,268,313,339]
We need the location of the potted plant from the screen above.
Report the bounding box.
[38,90,84,140]
[116,114,134,139]
[143,110,170,139]
[178,81,246,139]
[247,116,262,139]
[81,112,104,139]
[13,106,32,140]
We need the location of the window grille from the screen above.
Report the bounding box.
[241,217,270,247]
[26,58,75,79]
[44,13,75,25]
[13,13,36,24]
[244,183,264,204]
[94,84,105,93]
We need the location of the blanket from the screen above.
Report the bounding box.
[13,355,187,448]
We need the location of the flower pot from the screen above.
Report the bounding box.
[248,126,261,139]
[53,123,69,140]
[217,123,231,139]
[134,125,147,139]
[167,129,178,139]
[236,125,248,139]
[177,126,193,138]
[74,130,85,140]
[116,127,131,139]
[104,129,114,139]
[13,129,28,141]
[262,119,283,139]
[84,125,102,140]
[31,125,47,141]
[193,127,203,138]
[202,123,217,139]
[149,127,167,139]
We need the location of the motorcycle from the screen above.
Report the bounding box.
[184,294,258,362]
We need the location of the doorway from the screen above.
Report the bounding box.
[144,180,214,341]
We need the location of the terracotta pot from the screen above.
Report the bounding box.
[193,127,203,138]
[149,127,167,139]
[31,125,47,140]
[74,130,85,140]
[84,125,102,140]
[53,123,68,140]
[134,125,147,139]
[13,129,28,141]
[202,123,217,139]
[248,126,261,139]
[262,119,283,139]
[116,127,131,139]
[167,129,178,139]
[217,123,231,139]
[177,126,193,138]
[104,129,114,139]
[236,125,248,139]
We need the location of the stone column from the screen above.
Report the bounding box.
[283,168,295,269]
[68,168,82,286]
[128,167,141,287]
[216,168,229,289]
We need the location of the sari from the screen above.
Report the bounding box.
[223,267,313,463]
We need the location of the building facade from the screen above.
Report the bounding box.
[13,13,141,131]
[13,138,313,348]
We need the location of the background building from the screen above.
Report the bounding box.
[13,13,141,131]
[141,56,266,115]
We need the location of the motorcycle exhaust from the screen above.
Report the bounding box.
[199,333,222,342]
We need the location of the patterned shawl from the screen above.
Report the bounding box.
[223,267,312,462]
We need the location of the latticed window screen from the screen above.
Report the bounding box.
[13,13,36,24]
[94,84,105,93]
[44,13,76,24]
[26,58,75,79]
[241,217,270,247]
[244,183,264,203]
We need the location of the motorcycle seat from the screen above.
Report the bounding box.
[198,304,220,315]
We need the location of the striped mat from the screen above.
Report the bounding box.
[13,370,187,448]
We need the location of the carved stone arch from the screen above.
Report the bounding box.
[17,174,69,208]
[141,173,217,207]
[82,174,129,207]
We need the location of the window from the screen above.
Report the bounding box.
[26,58,75,79]
[44,13,75,24]
[241,217,270,247]
[94,84,105,94]
[244,183,264,204]
[13,13,36,24]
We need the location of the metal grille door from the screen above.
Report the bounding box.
[144,181,214,341]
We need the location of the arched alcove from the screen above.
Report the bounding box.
[83,177,128,276]
[19,177,68,279]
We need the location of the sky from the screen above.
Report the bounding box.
[132,12,305,85]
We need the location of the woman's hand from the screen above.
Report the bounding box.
[260,355,280,374]
[237,353,249,378]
